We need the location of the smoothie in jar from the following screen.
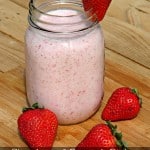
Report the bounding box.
[25,0,104,124]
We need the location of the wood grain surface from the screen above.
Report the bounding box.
[0,0,150,148]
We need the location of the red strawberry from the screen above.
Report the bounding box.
[82,0,112,21]
[17,103,58,149]
[76,121,127,149]
[102,87,142,121]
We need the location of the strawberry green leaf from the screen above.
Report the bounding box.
[32,102,39,109]
[131,88,142,107]
[106,121,128,150]
[22,102,44,112]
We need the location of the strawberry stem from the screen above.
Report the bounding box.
[106,121,128,150]
[22,102,43,112]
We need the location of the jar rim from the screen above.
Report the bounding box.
[28,0,99,33]
[30,0,88,17]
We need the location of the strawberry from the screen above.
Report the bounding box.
[76,121,127,149]
[102,87,142,121]
[82,0,112,21]
[17,103,58,149]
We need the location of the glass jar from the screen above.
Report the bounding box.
[25,0,104,125]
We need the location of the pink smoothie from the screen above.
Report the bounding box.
[25,9,104,124]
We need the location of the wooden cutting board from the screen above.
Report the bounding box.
[0,0,150,148]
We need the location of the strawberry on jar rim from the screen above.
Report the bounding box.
[17,103,58,149]
[82,0,112,21]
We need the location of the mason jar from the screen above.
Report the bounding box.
[25,0,104,125]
